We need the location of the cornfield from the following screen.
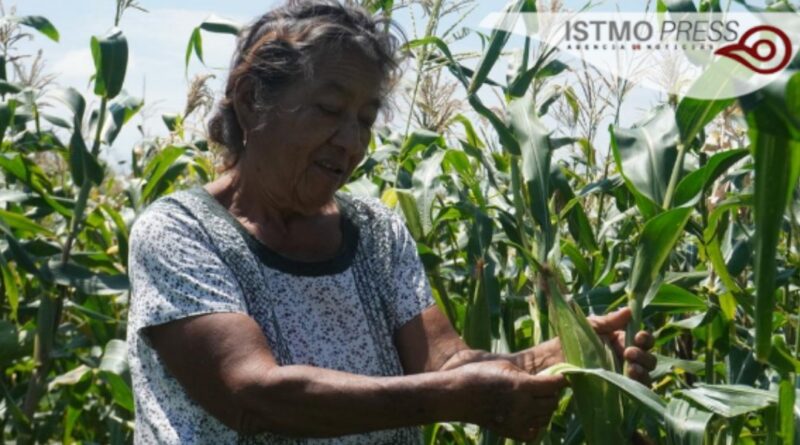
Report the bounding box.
[1,0,800,443]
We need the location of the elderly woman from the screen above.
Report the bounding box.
[126,1,656,443]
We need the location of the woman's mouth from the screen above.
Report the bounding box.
[314,160,345,180]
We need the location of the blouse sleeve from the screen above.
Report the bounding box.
[387,208,437,331]
[127,200,247,345]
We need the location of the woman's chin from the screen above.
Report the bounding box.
[295,190,339,215]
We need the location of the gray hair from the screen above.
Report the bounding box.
[207,0,402,170]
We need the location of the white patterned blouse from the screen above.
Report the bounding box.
[126,187,435,444]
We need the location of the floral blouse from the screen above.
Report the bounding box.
[126,187,435,444]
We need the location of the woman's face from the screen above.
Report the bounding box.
[238,48,384,215]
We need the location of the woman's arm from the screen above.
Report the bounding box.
[395,305,656,382]
[146,311,564,440]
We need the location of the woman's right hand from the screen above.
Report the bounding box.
[453,360,567,441]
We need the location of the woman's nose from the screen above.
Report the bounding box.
[331,114,367,156]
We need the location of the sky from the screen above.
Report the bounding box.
[12,0,772,173]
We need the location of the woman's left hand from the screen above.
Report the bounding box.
[588,307,657,385]
[532,307,656,385]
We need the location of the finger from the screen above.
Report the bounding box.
[624,347,657,371]
[625,363,652,385]
[607,330,626,358]
[529,374,568,393]
[634,331,655,350]
[533,396,560,413]
[588,307,631,334]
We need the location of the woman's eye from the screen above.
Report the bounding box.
[317,104,342,115]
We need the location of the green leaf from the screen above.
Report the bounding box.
[52,87,86,128]
[41,113,71,129]
[675,97,733,146]
[69,129,104,186]
[399,129,444,162]
[162,113,182,133]
[658,0,698,12]
[665,398,713,445]
[0,253,19,320]
[184,16,240,72]
[45,260,129,296]
[103,93,143,144]
[185,27,203,72]
[102,372,134,412]
[652,354,705,379]
[510,94,553,250]
[464,213,496,351]
[99,339,128,375]
[468,94,519,155]
[551,165,597,251]
[628,207,692,297]
[703,195,753,315]
[0,320,32,368]
[508,59,568,99]
[673,148,748,207]
[610,106,680,218]
[396,190,424,241]
[0,99,16,143]
[0,378,29,430]
[2,230,49,281]
[545,272,612,370]
[748,90,800,361]
[91,28,128,99]
[779,377,795,444]
[48,365,93,390]
[410,150,445,236]
[141,146,189,203]
[646,283,707,314]
[468,0,532,95]
[405,37,469,90]
[559,367,666,416]
[0,209,54,236]
[627,207,693,328]
[199,15,242,35]
[767,335,800,375]
[11,16,60,42]
[677,384,777,418]
[0,79,21,95]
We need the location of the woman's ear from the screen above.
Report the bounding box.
[231,77,259,136]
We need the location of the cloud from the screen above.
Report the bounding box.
[50,49,95,86]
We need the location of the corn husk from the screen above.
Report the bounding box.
[542,270,627,444]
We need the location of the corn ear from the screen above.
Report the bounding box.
[542,270,626,444]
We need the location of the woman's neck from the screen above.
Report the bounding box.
[205,168,341,253]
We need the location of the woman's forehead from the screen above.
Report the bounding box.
[305,51,384,99]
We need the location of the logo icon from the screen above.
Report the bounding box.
[715,25,793,75]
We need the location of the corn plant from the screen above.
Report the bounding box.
[3,0,800,444]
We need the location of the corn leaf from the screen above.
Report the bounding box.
[677,384,777,418]
[745,70,800,361]
[610,106,681,219]
[467,0,534,95]
[627,207,692,330]
[673,148,748,207]
[675,97,734,147]
[544,272,626,444]
[510,94,554,252]
[91,28,128,99]
[665,398,713,445]
[9,15,59,42]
